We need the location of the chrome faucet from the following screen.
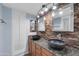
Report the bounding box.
[57,33,62,40]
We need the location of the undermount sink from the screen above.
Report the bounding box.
[48,39,65,50]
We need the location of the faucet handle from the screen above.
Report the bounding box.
[57,33,62,39]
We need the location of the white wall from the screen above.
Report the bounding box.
[0,4,37,56]
[0,4,12,56]
[0,4,30,56]
[0,4,3,55]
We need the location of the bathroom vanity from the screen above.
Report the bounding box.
[28,36,56,56]
[28,36,79,56]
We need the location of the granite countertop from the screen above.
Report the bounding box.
[33,38,79,56]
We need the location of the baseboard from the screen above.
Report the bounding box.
[16,51,29,56]
[12,48,29,56]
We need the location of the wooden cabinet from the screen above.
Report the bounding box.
[28,37,32,55]
[28,36,55,56]
[31,42,36,56]
[41,48,54,56]
[36,44,41,56]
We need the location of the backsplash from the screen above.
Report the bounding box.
[37,3,79,48]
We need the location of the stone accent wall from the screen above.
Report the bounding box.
[37,3,79,48]
[37,12,56,39]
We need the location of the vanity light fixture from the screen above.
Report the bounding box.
[52,3,58,10]
[39,4,49,15]
[42,4,48,12]
[44,7,48,12]
[37,3,58,19]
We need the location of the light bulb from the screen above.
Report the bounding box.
[44,17,46,20]
[37,15,39,18]
[44,7,48,12]
[40,11,44,15]
[59,11,63,15]
[38,20,39,23]
[52,12,55,17]
[52,6,57,10]
[32,21,34,23]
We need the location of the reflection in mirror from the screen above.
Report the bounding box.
[38,17,45,31]
[30,20,36,32]
[52,4,74,32]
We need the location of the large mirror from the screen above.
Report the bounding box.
[52,4,74,32]
[30,20,36,32]
[38,17,45,31]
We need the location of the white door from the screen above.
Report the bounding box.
[12,9,29,55]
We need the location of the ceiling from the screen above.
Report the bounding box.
[3,3,44,16]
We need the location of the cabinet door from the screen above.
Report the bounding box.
[36,44,41,56]
[41,48,54,56]
[31,42,36,56]
[28,38,32,55]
